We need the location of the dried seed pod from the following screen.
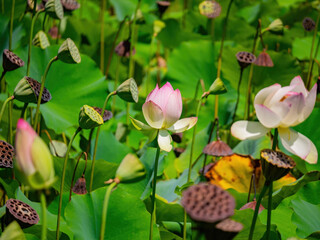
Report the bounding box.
[181,183,235,223]
[254,50,274,67]
[203,140,233,157]
[171,132,183,143]
[174,147,185,158]
[2,49,24,72]
[48,26,60,39]
[303,17,315,31]
[78,105,104,129]
[260,149,296,181]
[58,38,81,64]
[116,78,139,103]
[0,140,14,168]
[215,218,243,233]
[14,76,52,104]
[92,107,113,122]
[199,0,222,19]
[61,0,80,12]
[6,199,39,229]
[45,0,64,19]
[32,30,50,49]
[72,176,87,195]
[240,200,265,213]
[156,1,170,16]
[115,40,136,58]
[236,51,256,69]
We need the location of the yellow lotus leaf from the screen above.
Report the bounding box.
[205,154,296,193]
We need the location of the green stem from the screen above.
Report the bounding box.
[99,182,117,240]
[100,0,106,72]
[40,192,47,240]
[307,11,320,89]
[146,35,156,95]
[307,37,320,89]
[0,70,6,93]
[272,128,278,150]
[69,153,82,202]
[9,0,15,51]
[56,20,61,44]
[183,98,202,240]
[266,181,273,240]
[8,99,13,144]
[1,0,4,14]
[89,91,117,192]
[112,56,120,114]
[248,181,269,240]
[0,96,14,124]
[149,137,160,240]
[231,68,244,123]
[129,0,141,78]
[33,56,58,130]
[27,9,44,76]
[56,127,82,240]
[21,103,28,119]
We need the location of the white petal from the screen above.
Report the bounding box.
[280,93,305,127]
[255,104,282,128]
[142,101,164,129]
[130,117,152,131]
[298,83,317,124]
[254,83,280,105]
[158,130,172,152]
[290,76,308,97]
[231,120,270,140]
[167,117,198,133]
[162,89,182,128]
[265,85,294,107]
[279,127,318,164]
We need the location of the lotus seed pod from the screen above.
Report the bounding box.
[61,0,80,12]
[115,40,135,58]
[115,153,146,183]
[78,105,104,129]
[207,77,227,97]
[14,76,52,104]
[203,140,233,157]
[58,38,81,64]
[116,78,139,103]
[174,147,185,158]
[199,0,222,19]
[156,1,170,16]
[72,176,87,195]
[153,20,166,36]
[32,30,50,49]
[92,107,113,122]
[240,200,265,213]
[2,49,24,72]
[303,17,316,31]
[181,183,235,223]
[236,51,256,69]
[49,140,67,157]
[171,132,183,143]
[214,218,243,239]
[45,0,64,19]
[0,140,14,168]
[5,199,39,229]
[254,49,274,67]
[267,18,283,33]
[48,25,60,39]
[260,149,296,182]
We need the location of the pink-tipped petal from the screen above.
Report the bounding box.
[265,85,295,107]
[146,84,159,102]
[290,76,308,97]
[255,104,282,128]
[149,82,175,110]
[298,83,317,124]
[254,83,281,105]
[231,121,270,140]
[167,117,198,133]
[280,93,305,127]
[158,130,173,152]
[278,127,317,164]
[163,89,182,128]
[142,101,165,129]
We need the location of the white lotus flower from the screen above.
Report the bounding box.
[231,76,318,164]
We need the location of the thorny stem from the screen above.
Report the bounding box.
[0,96,14,124]
[231,68,244,123]
[89,91,117,192]
[56,127,82,240]
[33,56,58,130]
[149,137,160,240]
[40,191,47,240]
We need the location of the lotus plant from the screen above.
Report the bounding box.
[231,76,318,164]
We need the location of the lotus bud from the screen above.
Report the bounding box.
[15,119,55,189]
[115,153,146,183]
[267,18,283,33]
[57,38,81,64]
[260,149,295,182]
[45,0,64,19]
[116,78,139,103]
[199,0,222,19]
[78,105,104,129]
[2,49,24,72]
[14,76,52,104]
[0,140,14,168]
[32,30,50,49]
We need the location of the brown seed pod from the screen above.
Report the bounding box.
[115,40,136,58]
[240,200,265,213]
[303,17,315,31]
[157,1,170,16]
[199,0,222,19]
[215,218,243,232]
[48,26,61,39]
[26,77,52,103]
[6,199,39,229]
[254,50,274,67]
[181,183,235,223]
[92,107,113,122]
[2,49,24,72]
[0,140,14,168]
[171,132,183,143]
[236,51,256,69]
[72,176,87,195]
[61,0,80,11]
[203,140,233,157]
[174,147,185,158]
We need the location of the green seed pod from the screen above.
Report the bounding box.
[78,105,103,129]
[14,76,52,104]
[202,78,227,98]
[115,153,146,183]
[116,78,139,103]
[58,38,81,64]
[32,30,50,49]
[45,0,64,19]
[267,18,283,34]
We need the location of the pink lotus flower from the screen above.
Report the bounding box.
[131,82,197,152]
[15,119,55,189]
[231,76,318,164]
